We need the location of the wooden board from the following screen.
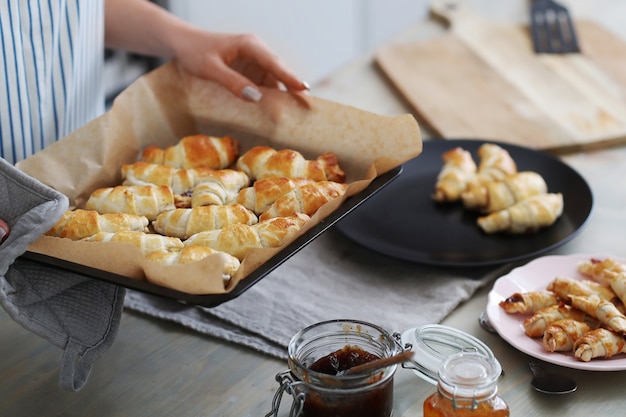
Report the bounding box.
[375,0,626,153]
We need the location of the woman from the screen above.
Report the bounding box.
[0,0,309,237]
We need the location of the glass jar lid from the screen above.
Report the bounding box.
[400,324,498,384]
[438,349,501,400]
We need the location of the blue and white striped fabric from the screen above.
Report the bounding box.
[0,0,105,165]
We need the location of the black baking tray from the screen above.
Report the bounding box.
[19,165,402,307]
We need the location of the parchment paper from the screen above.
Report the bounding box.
[16,61,422,295]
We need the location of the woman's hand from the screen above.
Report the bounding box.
[105,0,309,102]
[171,30,309,102]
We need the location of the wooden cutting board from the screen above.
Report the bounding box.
[375,0,626,153]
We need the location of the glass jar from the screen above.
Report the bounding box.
[423,349,509,417]
[265,319,402,417]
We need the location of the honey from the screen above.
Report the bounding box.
[423,349,509,417]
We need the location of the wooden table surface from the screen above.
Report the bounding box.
[3,1,626,416]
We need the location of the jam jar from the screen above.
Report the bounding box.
[423,349,509,417]
[265,319,403,417]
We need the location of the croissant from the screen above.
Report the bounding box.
[183,213,310,260]
[477,193,563,234]
[121,161,215,194]
[574,328,626,362]
[578,258,626,286]
[188,169,251,207]
[46,209,149,240]
[499,291,559,314]
[145,245,240,277]
[523,304,590,338]
[461,171,547,213]
[152,204,258,239]
[600,271,626,309]
[85,185,175,221]
[546,276,616,303]
[472,143,517,185]
[259,181,348,221]
[83,230,184,255]
[432,147,477,203]
[237,177,313,215]
[569,295,626,334]
[140,134,239,169]
[236,146,346,183]
[543,318,592,353]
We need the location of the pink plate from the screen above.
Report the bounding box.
[486,253,626,371]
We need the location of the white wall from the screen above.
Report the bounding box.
[166,0,429,84]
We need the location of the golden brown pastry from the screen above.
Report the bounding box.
[152,204,258,239]
[461,171,547,213]
[83,230,184,255]
[578,258,626,286]
[546,276,616,303]
[543,318,592,352]
[432,147,477,203]
[188,169,251,207]
[574,328,626,362]
[523,304,590,338]
[46,209,149,240]
[499,291,559,314]
[237,177,313,215]
[145,245,240,277]
[477,193,563,234]
[473,143,517,185]
[183,213,310,260]
[569,295,626,334]
[259,181,348,221]
[140,134,239,169]
[601,271,626,309]
[121,161,215,195]
[236,146,346,183]
[85,185,175,221]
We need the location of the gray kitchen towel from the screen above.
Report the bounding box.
[125,229,504,359]
[0,158,125,391]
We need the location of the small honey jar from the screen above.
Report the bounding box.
[423,348,509,417]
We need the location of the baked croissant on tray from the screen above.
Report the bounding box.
[237,177,314,215]
[46,209,149,240]
[152,204,258,239]
[140,134,239,170]
[236,146,346,183]
[83,230,184,255]
[259,180,348,221]
[145,245,241,278]
[85,184,176,221]
[121,161,213,194]
[184,213,310,260]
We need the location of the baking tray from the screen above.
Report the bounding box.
[19,165,402,307]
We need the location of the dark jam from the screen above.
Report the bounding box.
[309,345,380,375]
[301,345,394,417]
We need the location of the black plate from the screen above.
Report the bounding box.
[334,139,594,267]
[20,166,402,307]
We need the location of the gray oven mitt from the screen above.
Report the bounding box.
[0,158,126,391]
